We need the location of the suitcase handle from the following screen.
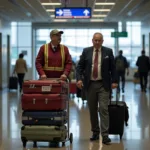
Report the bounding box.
[45,98,48,104]
[33,98,36,104]
[109,89,119,105]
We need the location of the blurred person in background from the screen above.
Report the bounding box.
[136,50,150,92]
[14,53,28,92]
[115,50,129,93]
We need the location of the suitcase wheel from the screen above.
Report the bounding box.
[62,142,65,146]
[33,141,37,148]
[70,133,73,144]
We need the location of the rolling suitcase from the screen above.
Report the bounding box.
[22,79,68,94]
[22,111,67,126]
[21,94,67,111]
[21,125,67,146]
[9,76,18,90]
[108,91,128,139]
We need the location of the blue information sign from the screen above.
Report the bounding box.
[55,7,91,19]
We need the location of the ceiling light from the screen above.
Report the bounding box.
[53,19,67,22]
[41,3,61,5]
[94,9,111,12]
[90,19,104,22]
[95,3,115,5]
[50,15,55,18]
[92,14,107,17]
[46,9,55,12]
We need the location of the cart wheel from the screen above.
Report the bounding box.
[70,133,73,143]
[62,142,65,146]
[33,141,37,148]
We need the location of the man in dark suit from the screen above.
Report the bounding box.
[76,32,117,144]
[136,50,150,92]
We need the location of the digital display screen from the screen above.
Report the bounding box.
[55,7,91,19]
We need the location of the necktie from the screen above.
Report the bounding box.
[93,49,99,79]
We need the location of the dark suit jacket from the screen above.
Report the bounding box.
[76,46,117,91]
[136,55,150,73]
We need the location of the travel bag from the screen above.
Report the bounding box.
[21,94,67,111]
[21,125,67,143]
[22,79,68,94]
[22,111,67,126]
[108,91,129,139]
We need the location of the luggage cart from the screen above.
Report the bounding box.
[21,79,73,148]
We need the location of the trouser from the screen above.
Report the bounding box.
[139,72,148,90]
[17,73,25,90]
[117,71,125,91]
[87,81,110,137]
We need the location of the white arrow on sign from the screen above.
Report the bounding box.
[83,9,90,16]
[56,9,63,16]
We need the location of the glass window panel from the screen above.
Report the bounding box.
[76,37,88,47]
[89,29,101,36]
[131,22,141,26]
[63,29,76,36]
[11,24,17,47]
[103,37,115,46]
[87,38,93,47]
[18,26,31,47]
[11,22,17,26]
[101,29,114,36]
[119,26,131,45]
[75,29,88,36]
[11,47,18,65]
[36,36,50,43]
[64,36,76,47]
[130,48,141,68]
[132,26,141,45]
[18,22,31,26]
[127,22,131,25]
[18,47,32,67]
[36,29,50,36]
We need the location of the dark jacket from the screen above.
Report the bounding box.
[76,46,117,91]
[136,55,150,72]
[115,55,129,71]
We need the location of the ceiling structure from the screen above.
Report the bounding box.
[0,0,150,23]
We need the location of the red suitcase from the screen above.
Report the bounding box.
[21,94,67,111]
[22,80,68,94]
[69,82,77,94]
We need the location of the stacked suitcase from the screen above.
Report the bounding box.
[21,79,73,148]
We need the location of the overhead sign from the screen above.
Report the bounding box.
[111,31,128,38]
[55,8,91,19]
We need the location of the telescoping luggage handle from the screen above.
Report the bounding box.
[109,89,120,105]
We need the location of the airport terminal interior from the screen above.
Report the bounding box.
[0,0,150,150]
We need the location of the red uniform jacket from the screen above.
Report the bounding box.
[35,43,72,78]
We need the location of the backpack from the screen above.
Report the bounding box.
[116,57,125,71]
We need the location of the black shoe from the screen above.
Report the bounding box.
[90,134,99,141]
[102,136,111,144]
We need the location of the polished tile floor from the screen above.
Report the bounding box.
[0,82,150,150]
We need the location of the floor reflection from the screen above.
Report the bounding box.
[0,82,149,149]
